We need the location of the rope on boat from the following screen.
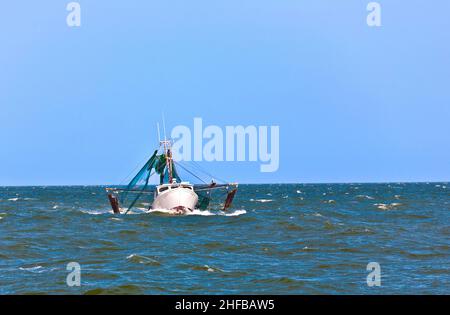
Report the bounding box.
[173,161,208,184]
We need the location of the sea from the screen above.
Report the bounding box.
[0,183,449,295]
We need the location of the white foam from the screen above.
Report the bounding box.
[81,206,246,217]
[254,199,273,203]
[188,209,216,216]
[7,197,36,201]
[204,265,223,272]
[148,208,246,217]
[207,267,215,272]
[80,208,111,215]
[126,254,159,264]
[221,209,247,217]
[19,266,45,273]
[147,208,185,215]
[374,203,403,210]
[356,195,375,200]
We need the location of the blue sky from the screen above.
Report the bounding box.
[1,1,449,185]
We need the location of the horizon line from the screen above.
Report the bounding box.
[0,180,449,188]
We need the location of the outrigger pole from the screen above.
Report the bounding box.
[107,192,121,214]
[223,188,238,211]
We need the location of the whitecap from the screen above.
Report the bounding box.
[356,195,374,200]
[374,203,403,210]
[126,254,160,265]
[221,210,247,217]
[131,207,151,213]
[147,208,198,215]
[186,209,216,216]
[148,208,246,217]
[254,199,273,203]
[374,203,389,210]
[19,266,45,273]
[79,208,111,215]
[204,265,223,273]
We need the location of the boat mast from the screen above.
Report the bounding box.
[161,140,173,184]
[161,114,173,184]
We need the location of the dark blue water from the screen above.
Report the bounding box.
[0,183,449,294]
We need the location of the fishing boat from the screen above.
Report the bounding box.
[106,138,238,215]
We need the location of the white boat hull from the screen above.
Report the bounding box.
[151,186,198,214]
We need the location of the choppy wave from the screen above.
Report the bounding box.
[18,265,57,274]
[79,207,247,217]
[250,199,273,203]
[126,254,161,266]
[148,208,246,217]
[1,183,449,295]
[374,203,403,210]
[79,208,112,215]
[19,266,45,273]
[356,195,375,200]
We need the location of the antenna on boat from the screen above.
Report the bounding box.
[157,122,161,144]
[162,112,167,142]
[160,112,174,183]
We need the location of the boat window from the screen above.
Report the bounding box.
[181,185,193,190]
[159,186,169,193]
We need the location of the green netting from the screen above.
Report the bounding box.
[120,150,158,213]
[117,145,236,213]
[152,154,181,185]
[120,150,183,213]
[194,185,232,210]
[197,192,211,210]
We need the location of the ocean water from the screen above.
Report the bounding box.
[0,183,449,295]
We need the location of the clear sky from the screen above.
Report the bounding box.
[1,1,449,185]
